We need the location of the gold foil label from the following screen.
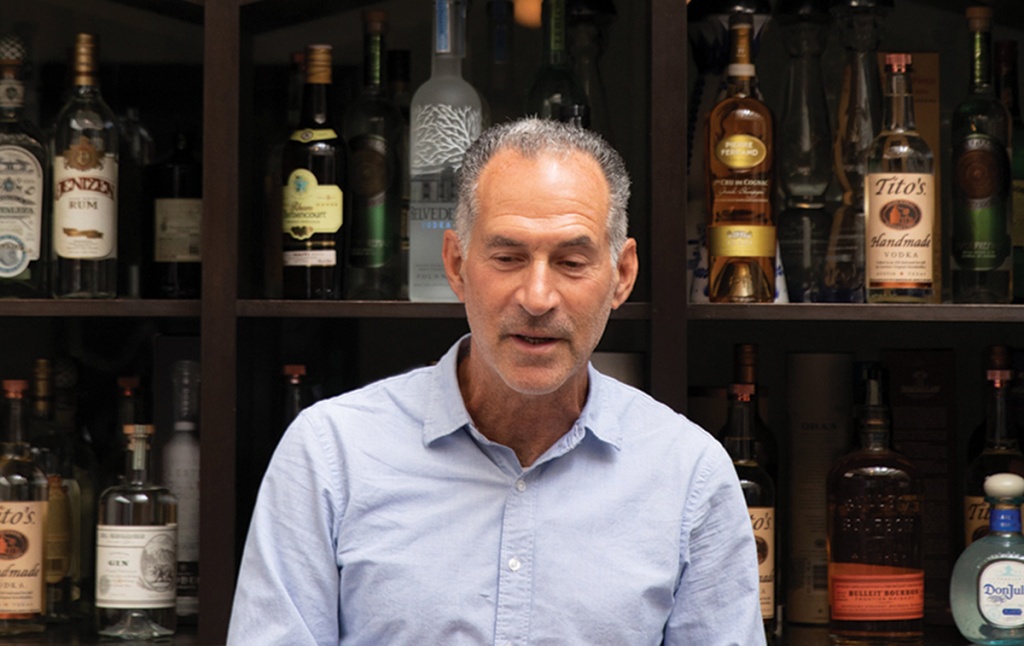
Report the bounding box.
[708,224,776,258]
[282,168,343,240]
[715,134,768,170]
[289,128,338,144]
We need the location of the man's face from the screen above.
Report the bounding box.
[442,148,637,398]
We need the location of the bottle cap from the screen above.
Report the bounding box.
[885,52,912,73]
[984,473,1024,500]
[72,33,98,85]
[966,5,992,31]
[118,375,140,389]
[2,379,28,393]
[283,364,307,377]
[305,44,332,85]
[363,10,389,33]
[122,423,155,437]
[0,34,26,65]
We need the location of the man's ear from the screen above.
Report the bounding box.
[611,238,638,309]
[442,229,467,303]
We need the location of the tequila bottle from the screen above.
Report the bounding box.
[952,5,1013,304]
[995,40,1024,304]
[95,424,177,639]
[864,53,938,304]
[951,472,1024,645]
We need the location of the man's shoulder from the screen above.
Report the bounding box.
[589,371,717,446]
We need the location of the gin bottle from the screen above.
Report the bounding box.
[95,424,177,639]
[864,53,938,304]
[0,34,49,298]
[951,472,1024,645]
[952,6,1013,304]
[408,0,482,301]
[51,33,119,298]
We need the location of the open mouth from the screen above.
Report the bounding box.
[514,334,556,345]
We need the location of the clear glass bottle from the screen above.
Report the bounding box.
[0,33,49,298]
[952,6,1013,304]
[774,0,832,303]
[281,44,346,300]
[863,53,938,304]
[95,423,177,639]
[525,0,588,121]
[704,11,775,303]
[951,472,1024,645]
[162,360,199,622]
[408,0,482,302]
[995,40,1024,304]
[343,10,404,300]
[566,0,615,142]
[0,379,48,635]
[51,33,119,299]
[148,130,202,299]
[720,381,776,643]
[827,363,924,643]
[965,345,1024,548]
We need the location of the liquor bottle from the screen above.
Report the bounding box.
[100,375,145,491]
[774,0,831,303]
[482,0,519,126]
[964,345,1024,547]
[995,40,1024,304]
[0,34,49,298]
[162,360,199,622]
[704,11,775,303]
[282,364,309,431]
[408,0,482,302]
[0,379,48,635]
[96,424,177,639]
[525,0,588,121]
[720,381,776,642]
[148,131,202,299]
[51,33,119,299]
[821,0,890,303]
[343,10,404,300]
[387,50,412,300]
[117,107,155,299]
[951,472,1024,645]
[952,6,1013,304]
[281,44,346,299]
[566,0,615,142]
[863,53,938,304]
[827,363,924,643]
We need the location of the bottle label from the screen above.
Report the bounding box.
[952,134,1011,270]
[0,145,44,276]
[750,506,775,620]
[965,495,991,546]
[829,570,925,621]
[283,249,336,267]
[0,501,46,616]
[282,168,343,240]
[708,225,776,258]
[979,559,1024,628]
[0,79,23,109]
[154,198,202,262]
[715,134,768,170]
[289,128,338,143]
[95,524,177,609]
[864,172,935,288]
[53,141,118,260]
[348,134,397,268]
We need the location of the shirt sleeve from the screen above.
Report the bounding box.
[663,441,767,646]
[227,410,345,645]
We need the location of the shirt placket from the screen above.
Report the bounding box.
[493,472,537,646]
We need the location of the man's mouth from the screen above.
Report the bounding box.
[514,334,556,345]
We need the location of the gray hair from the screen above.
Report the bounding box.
[454,118,631,259]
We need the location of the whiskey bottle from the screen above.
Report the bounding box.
[864,53,938,304]
[51,33,119,299]
[525,0,588,121]
[0,34,49,298]
[704,11,775,303]
[951,472,1024,645]
[720,382,776,642]
[0,379,48,635]
[964,345,1024,547]
[827,363,924,642]
[96,424,177,639]
[952,6,1013,304]
[148,131,202,299]
[281,44,345,299]
[162,360,199,622]
[995,40,1024,304]
[408,0,482,301]
[343,10,404,300]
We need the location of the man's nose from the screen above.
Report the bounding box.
[517,261,559,316]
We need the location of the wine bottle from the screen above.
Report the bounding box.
[95,424,177,639]
[51,33,119,299]
[281,44,346,299]
[408,0,482,301]
[0,34,49,298]
[148,131,202,298]
[343,10,404,300]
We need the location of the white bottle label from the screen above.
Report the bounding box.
[95,524,177,609]
[53,145,118,260]
[154,198,202,262]
[979,559,1024,628]
[0,501,46,615]
[864,172,936,289]
[0,145,44,276]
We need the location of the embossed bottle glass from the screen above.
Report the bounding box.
[408,0,482,301]
[95,424,177,639]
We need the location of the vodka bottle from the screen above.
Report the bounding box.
[408,0,482,301]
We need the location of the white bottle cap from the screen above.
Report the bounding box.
[984,473,1024,499]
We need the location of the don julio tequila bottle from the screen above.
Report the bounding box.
[864,53,937,303]
[704,11,775,303]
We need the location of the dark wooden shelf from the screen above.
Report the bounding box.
[236,299,651,319]
[0,299,201,318]
[688,303,1024,323]
[110,0,203,25]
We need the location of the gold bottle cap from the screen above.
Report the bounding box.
[305,44,332,85]
[72,33,98,86]
[122,423,155,437]
[363,10,389,34]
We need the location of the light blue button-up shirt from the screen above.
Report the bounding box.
[228,337,765,645]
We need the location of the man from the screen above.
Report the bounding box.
[227,118,764,645]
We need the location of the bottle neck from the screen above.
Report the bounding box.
[299,82,331,128]
[0,66,24,120]
[363,30,385,92]
[723,385,758,463]
[883,66,916,133]
[125,428,153,485]
[985,369,1015,449]
[725,21,757,98]
[4,394,28,446]
[432,0,467,74]
[990,502,1023,534]
[969,27,994,96]
[542,0,569,66]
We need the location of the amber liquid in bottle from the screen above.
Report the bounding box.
[704,12,775,303]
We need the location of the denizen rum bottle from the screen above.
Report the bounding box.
[281,44,346,299]
[704,11,775,303]
[51,33,119,298]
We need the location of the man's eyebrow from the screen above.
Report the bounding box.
[483,235,597,249]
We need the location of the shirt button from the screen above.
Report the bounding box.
[515,480,526,492]
[508,557,521,572]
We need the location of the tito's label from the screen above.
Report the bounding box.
[864,172,935,288]
[715,134,768,170]
[53,137,118,260]
[750,506,775,620]
[282,168,343,241]
[0,502,47,616]
[830,570,924,621]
